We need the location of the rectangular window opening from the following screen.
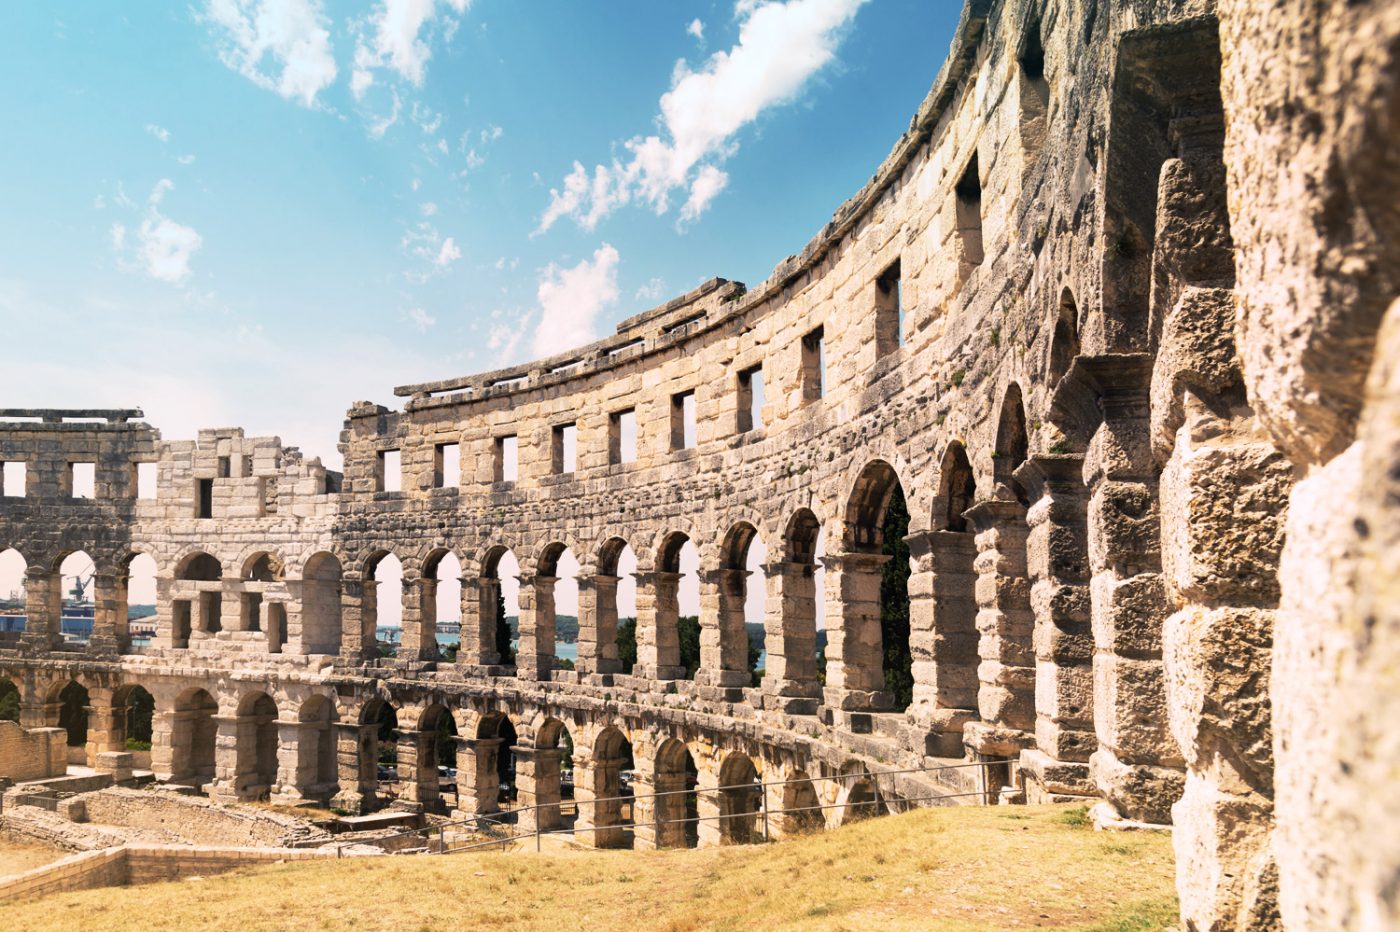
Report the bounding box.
[70,462,95,499]
[435,442,460,489]
[671,391,696,451]
[737,365,765,433]
[197,478,214,518]
[379,449,402,493]
[610,409,637,465]
[552,423,577,475]
[876,259,904,355]
[495,435,518,483]
[172,600,192,649]
[136,462,158,500]
[802,326,826,402]
[1,462,26,498]
[956,155,984,267]
[217,456,231,479]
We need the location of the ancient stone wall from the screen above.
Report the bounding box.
[0,1,1396,928]
[0,722,66,783]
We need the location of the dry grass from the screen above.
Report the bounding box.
[0,839,65,878]
[9,805,1177,931]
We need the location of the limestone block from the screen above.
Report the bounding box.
[1087,482,1161,571]
[1089,747,1184,826]
[1150,286,1240,456]
[1090,573,1167,657]
[1093,653,1173,760]
[1172,771,1278,931]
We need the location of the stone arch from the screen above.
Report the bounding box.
[580,725,635,848]
[641,531,697,681]
[467,544,517,669]
[169,550,223,647]
[934,442,977,533]
[708,522,767,690]
[53,678,90,757]
[295,693,338,804]
[777,768,823,835]
[412,702,458,812]
[174,550,223,581]
[0,673,19,723]
[117,550,159,654]
[1048,287,1081,386]
[169,687,218,788]
[233,691,279,800]
[299,551,343,656]
[240,550,285,582]
[756,509,824,711]
[836,762,887,826]
[110,682,155,751]
[716,752,761,844]
[995,384,1030,501]
[359,696,401,809]
[652,737,699,849]
[362,549,402,657]
[585,535,637,676]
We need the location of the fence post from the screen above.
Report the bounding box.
[762,784,770,842]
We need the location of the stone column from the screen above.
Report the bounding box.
[395,728,439,811]
[398,574,438,662]
[577,574,622,676]
[962,497,1036,759]
[516,575,554,681]
[20,568,60,652]
[457,575,501,670]
[630,769,663,850]
[1014,456,1097,802]
[208,714,241,803]
[84,687,120,761]
[695,763,723,848]
[821,553,893,711]
[573,748,627,848]
[331,721,375,813]
[696,568,750,692]
[760,560,821,714]
[905,531,979,756]
[149,707,176,782]
[272,719,304,803]
[1082,355,1183,824]
[653,769,691,849]
[339,575,373,663]
[515,747,563,833]
[454,737,502,817]
[87,573,128,655]
[634,571,683,680]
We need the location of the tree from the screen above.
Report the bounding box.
[881,484,914,710]
[678,615,702,679]
[495,589,515,665]
[616,617,637,673]
[0,679,19,723]
[127,688,154,743]
[435,712,457,768]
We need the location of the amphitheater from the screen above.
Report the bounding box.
[1,1,1397,928]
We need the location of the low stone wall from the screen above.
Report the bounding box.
[78,788,331,848]
[0,844,349,903]
[0,722,65,783]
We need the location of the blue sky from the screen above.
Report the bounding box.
[0,0,960,468]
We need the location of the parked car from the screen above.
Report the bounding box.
[377,765,398,782]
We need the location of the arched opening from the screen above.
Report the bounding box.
[717,753,761,844]
[996,385,1030,503]
[418,704,458,812]
[838,764,887,826]
[598,538,638,675]
[173,551,223,647]
[843,461,913,711]
[368,700,400,801]
[124,553,158,651]
[652,533,701,680]
[112,684,155,753]
[297,695,338,804]
[369,553,402,659]
[57,551,96,645]
[0,676,19,722]
[55,679,89,754]
[770,510,822,704]
[301,552,343,655]
[532,543,579,676]
[169,688,218,788]
[588,727,635,848]
[476,712,518,812]
[654,738,699,849]
[235,691,279,800]
[779,770,823,835]
[532,718,575,833]
[478,548,520,669]
[939,445,977,533]
[239,552,281,649]
[718,524,767,688]
[1049,289,1081,387]
[0,548,27,647]
[431,552,462,661]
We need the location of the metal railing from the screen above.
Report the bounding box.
[333,757,1013,858]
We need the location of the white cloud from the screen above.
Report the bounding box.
[538,0,865,232]
[352,0,471,99]
[687,18,705,41]
[420,201,438,216]
[405,307,436,331]
[400,221,459,278]
[145,123,171,142]
[532,244,620,357]
[635,277,666,302]
[177,154,197,165]
[434,236,460,267]
[109,180,204,286]
[203,0,338,107]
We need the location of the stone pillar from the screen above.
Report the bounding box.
[962,497,1037,758]
[760,561,821,713]
[272,719,303,802]
[630,769,662,850]
[208,714,241,803]
[149,708,176,781]
[696,568,750,691]
[573,748,627,848]
[634,571,684,680]
[1014,456,1097,802]
[395,728,439,811]
[821,553,893,711]
[20,568,60,652]
[331,721,375,813]
[653,769,691,849]
[87,573,129,655]
[398,574,438,662]
[458,575,501,669]
[339,575,373,662]
[1083,355,1183,824]
[905,531,979,756]
[577,574,622,676]
[695,763,723,848]
[84,687,120,761]
[516,575,554,681]
[454,737,502,817]
[515,747,563,833]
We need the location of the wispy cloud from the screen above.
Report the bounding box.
[109,180,204,285]
[532,244,620,357]
[538,0,866,233]
[635,277,666,302]
[351,0,470,99]
[687,18,705,41]
[202,0,338,107]
[404,307,436,331]
[145,123,171,142]
[400,220,460,279]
